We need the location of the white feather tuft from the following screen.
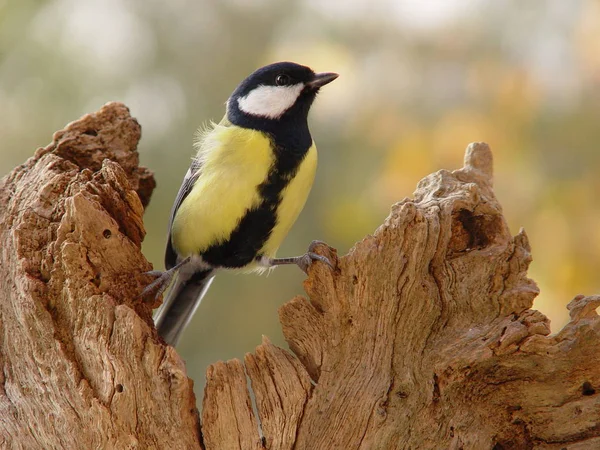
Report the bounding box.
[192,121,222,174]
[237,84,304,119]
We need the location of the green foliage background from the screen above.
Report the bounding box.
[2,0,599,400]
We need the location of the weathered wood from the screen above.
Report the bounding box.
[0,103,201,450]
[2,102,599,449]
[244,337,313,450]
[202,143,600,449]
[202,359,262,450]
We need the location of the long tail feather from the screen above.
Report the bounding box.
[154,270,214,346]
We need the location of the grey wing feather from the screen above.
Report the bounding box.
[165,157,202,269]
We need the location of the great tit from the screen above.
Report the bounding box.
[144,62,338,346]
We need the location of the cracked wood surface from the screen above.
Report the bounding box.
[2,102,599,449]
[202,143,600,449]
[0,103,201,449]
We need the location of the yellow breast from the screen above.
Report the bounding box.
[260,143,318,258]
[170,124,274,257]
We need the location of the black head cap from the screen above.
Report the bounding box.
[227,62,338,131]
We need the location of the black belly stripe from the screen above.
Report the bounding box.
[200,136,309,268]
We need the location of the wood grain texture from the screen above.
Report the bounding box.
[0,103,200,449]
[244,337,313,450]
[202,359,263,450]
[202,143,600,449]
[3,102,599,449]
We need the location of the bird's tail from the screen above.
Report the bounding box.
[154,270,214,347]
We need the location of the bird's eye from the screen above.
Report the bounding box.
[275,74,291,86]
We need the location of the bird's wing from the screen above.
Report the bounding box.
[164,157,202,269]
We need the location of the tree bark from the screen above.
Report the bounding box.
[0,103,200,449]
[2,103,599,449]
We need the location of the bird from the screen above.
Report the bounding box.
[143,61,338,346]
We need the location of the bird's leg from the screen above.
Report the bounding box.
[141,257,191,299]
[267,240,333,274]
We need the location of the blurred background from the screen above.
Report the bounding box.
[2,0,599,401]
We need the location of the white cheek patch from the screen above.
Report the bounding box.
[237,84,304,119]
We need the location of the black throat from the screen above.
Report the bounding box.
[199,106,313,268]
[227,95,313,153]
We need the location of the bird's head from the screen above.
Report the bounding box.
[227,62,338,128]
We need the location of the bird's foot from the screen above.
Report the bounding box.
[141,257,190,299]
[141,270,175,300]
[268,240,333,274]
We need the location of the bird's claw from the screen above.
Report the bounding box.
[264,241,334,273]
[296,240,334,274]
[297,251,334,274]
[141,257,190,300]
[144,270,165,278]
[141,270,173,300]
[307,239,328,253]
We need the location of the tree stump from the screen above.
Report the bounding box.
[1,103,599,449]
[0,103,200,449]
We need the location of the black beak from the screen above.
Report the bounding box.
[307,72,339,89]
